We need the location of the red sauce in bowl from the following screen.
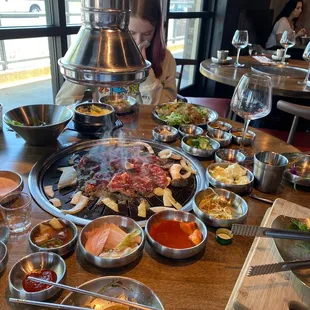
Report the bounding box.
[22,269,57,292]
[149,220,201,249]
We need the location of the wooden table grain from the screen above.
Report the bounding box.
[200,56,310,99]
[0,105,309,310]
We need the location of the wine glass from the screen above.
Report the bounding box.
[232,30,249,67]
[231,73,272,151]
[280,31,295,64]
[298,42,310,85]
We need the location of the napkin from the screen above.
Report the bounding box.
[252,56,276,64]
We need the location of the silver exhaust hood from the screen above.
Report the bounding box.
[58,0,151,87]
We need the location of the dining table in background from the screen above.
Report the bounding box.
[0,104,309,310]
[200,56,310,100]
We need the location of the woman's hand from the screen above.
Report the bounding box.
[138,40,150,59]
[296,28,307,38]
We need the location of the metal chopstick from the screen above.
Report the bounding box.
[249,193,274,204]
[28,276,160,310]
[231,224,310,241]
[247,259,310,276]
[9,298,90,310]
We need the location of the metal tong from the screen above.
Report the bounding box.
[248,259,310,276]
[231,224,310,241]
[10,277,160,310]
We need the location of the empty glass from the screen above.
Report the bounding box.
[232,30,249,67]
[298,42,310,85]
[230,73,272,150]
[0,192,32,233]
[280,31,295,64]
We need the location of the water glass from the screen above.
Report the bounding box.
[298,42,310,85]
[230,73,272,151]
[280,31,295,64]
[253,152,288,193]
[0,192,32,233]
[232,30,249,67]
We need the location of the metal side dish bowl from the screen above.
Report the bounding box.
[9,252,66,301]
[78,215,145,268]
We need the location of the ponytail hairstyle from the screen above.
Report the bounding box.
[130,0,166,78]
[272,0,303,30]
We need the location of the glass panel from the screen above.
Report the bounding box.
[169,0,203,13]
[0,38,53,113]
[167,18,201,89]
[67,34,78,48]
[65,0,82,25]
[0,0,48,27]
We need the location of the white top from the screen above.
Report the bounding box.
[265,17,292,49]
[55,49,177,106]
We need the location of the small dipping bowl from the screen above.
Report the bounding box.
[145,209,207,259]
[29,218,78,256]
[207,121,232,134]
[9,252,66,301]
[215,149,246,163]
[0,241,8,274]
[152,125,178,143]
[207,128,232,147]
[79,215,145,268]
[232,128,256,146]
[206,162,254,194]
[178,124,204,138]
[0,171,24,199]
[181,135,220,158]
[193,188,248,228]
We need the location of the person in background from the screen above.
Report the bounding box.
[56,0,177,106]
[265,0,306,49]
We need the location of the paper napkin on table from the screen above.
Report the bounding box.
[252,56,276,64]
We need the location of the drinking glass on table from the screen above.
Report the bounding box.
[297,42,310,85]
[232,30,249,67]
[0,192,32,233]
[230,73,272,151]
[280,30,295,64]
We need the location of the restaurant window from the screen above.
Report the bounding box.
[0,0,214,113]
[164,0,213,92]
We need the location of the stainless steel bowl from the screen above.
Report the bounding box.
[152,125,178,143]
[0,241,8,274]
[215,149,246,163]
[9,252,66,301]
[29,218,78,256]
[206,128,232,147]
[61,276,164,309]
[283,153,310,187]
[145,209,207,259]
[206,162,254,194]
[178,124,204,138]
[100,94,138,115]
[207,121,232,134]
[79,215,145,268]
[3,104,73,146]
[231,128,256,146]
[193,188,248,228]
[0,171,24,199]
[181,135,220,158]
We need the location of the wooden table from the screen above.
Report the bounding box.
[200,56,310,100]
[0,105,309,310]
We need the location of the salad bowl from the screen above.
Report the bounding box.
[152,102,218,127]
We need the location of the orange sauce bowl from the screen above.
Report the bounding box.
[145,209,207,259]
